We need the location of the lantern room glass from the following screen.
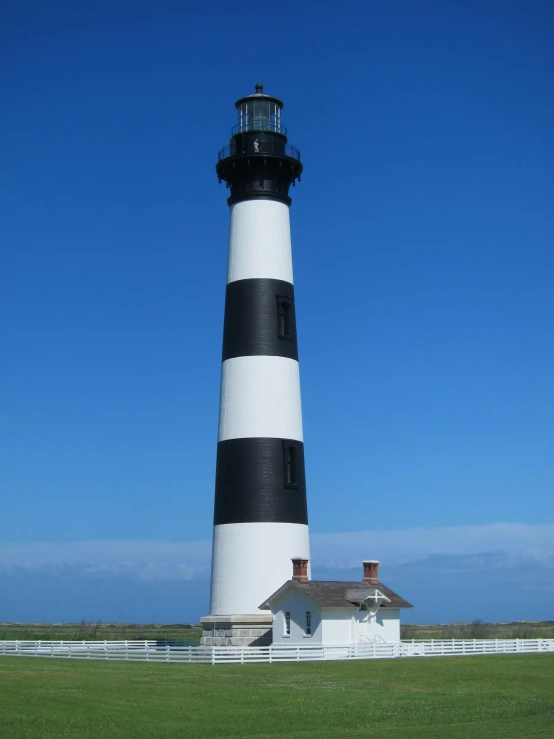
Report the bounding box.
[237,100,282,133]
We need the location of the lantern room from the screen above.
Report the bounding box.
[233,83,285,135]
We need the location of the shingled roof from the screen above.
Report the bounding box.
[260,580,413,610]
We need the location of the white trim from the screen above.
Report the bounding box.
[284,611,291,637]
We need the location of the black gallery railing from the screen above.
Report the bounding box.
[218,142,301,161]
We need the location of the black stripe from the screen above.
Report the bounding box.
[214,438,308,525]
[222,279,298,361]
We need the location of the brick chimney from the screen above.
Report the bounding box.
[292,558,309,583]
[362,560,379,584]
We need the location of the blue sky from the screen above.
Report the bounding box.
[1,0,553,623]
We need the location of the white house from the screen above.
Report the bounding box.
[260,559,412,645]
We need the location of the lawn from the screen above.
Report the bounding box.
[0,654,553,738]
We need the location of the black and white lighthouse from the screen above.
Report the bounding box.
[201,84,310,646]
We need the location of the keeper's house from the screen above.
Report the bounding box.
[260,559,412,645]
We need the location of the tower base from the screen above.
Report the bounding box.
[200,614,273,646]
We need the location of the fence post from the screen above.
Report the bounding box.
[211,647,216,666]
[296,645,300,662]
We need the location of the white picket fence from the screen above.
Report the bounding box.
[1,638,553,664]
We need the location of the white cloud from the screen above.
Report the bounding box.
[310,522,554,570]
[1,524,553,623]
[0,539,211,567]
[0,540,212,581]
[1,522,552,580]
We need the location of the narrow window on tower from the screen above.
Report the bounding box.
[276,296,292,340]
[305,611,312,636]
[284,611,291,636]
[283,443,297,488]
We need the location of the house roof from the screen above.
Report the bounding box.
[259,580,413,610]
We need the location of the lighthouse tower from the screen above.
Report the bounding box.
[201,84,310,646]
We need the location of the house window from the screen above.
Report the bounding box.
[284,611,291,636]
[305,611,312,636]
[284,444,297,488]
[277,296,292,340]
[360,603,367,611]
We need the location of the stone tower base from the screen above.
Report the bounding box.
[200,614,273,647]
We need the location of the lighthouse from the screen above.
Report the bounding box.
[201,84,310,646]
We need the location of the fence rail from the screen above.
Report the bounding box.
[1,638,553,665]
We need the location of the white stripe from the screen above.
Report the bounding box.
[209,522,311,615]
[227,200,293,284]
[218,356,303,442]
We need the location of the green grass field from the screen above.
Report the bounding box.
[1,654,553,738]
